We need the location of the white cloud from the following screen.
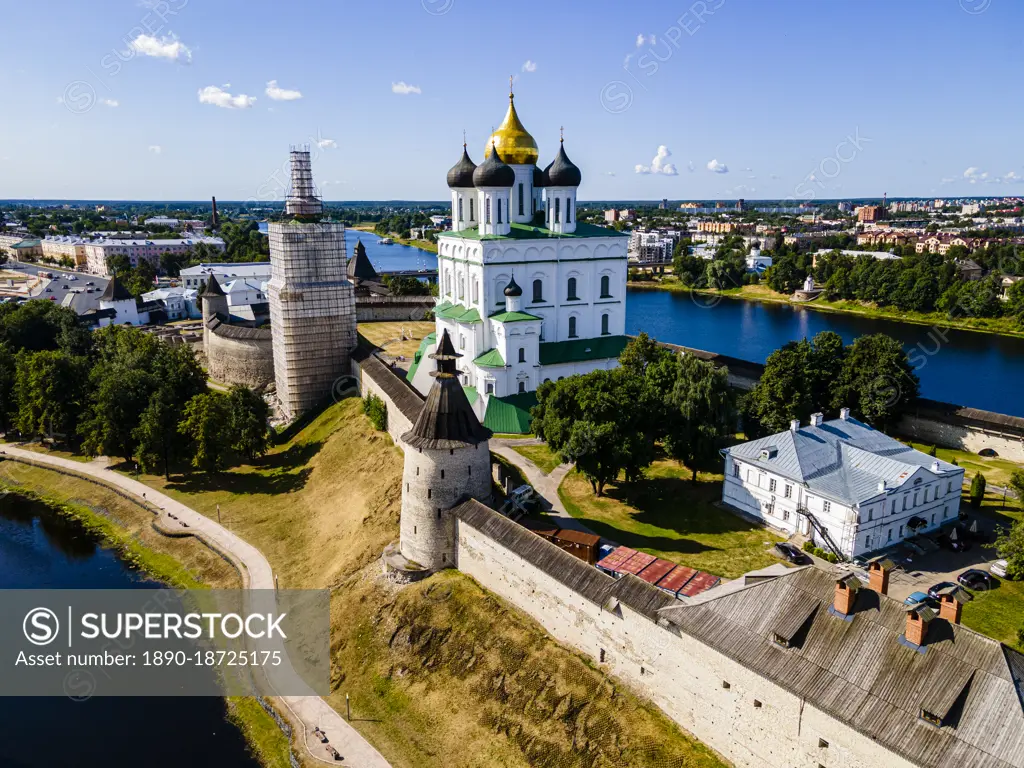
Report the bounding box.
[636,33,655,46]
[128,34,192,63]
[317,138,337,149]
[265,80,302,101]
[623,53,635,67]
[707,159,729,174]
[522,60,537,73]
[102,99,119,107]
[197,85,256,109]
[148,145,162,154]
[1004,171,1023,183]
[604,171,616,177]
[391,81,421,95]
[963,166,982,178]
[635,145,678,176]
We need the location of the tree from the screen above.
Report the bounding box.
[135,388,190,480]
[14,350,89,442]
[970,473,987,508]
[383,275,431,296]
[743,341,811,435]
[766,253,806,294]
[995,518,1024,580]
[664,354,735,481]
[804,331,846,414]
[1009,469,1024,506]
[227,385,271,461]
[831,334,919,428]
[178,392,233,473]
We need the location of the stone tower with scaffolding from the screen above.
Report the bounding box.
[268,148,357,420]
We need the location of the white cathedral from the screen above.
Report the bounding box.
[408,88,629,431]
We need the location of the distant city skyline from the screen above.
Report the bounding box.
[1,0,1021,201]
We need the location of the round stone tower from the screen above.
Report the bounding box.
[200,273,229,359]
[399,329,492,571]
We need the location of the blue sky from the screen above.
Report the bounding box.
[0,0,1020,202]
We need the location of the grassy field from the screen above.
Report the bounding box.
[359,320,436,364]
[628,279,1024,338]
[511,443,563,474]
[558,460,782,579]
[904,441,1022,488]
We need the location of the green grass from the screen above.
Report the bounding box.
[511,443,562,474]
[904,441,1023,488]
[558,461,782,579]
[225,698,293,768]
[961,579,1024,649]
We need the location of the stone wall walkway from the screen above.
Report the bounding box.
[0,444,392,768]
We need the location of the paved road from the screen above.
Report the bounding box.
[6,262,110,313]
[0,444,391,768]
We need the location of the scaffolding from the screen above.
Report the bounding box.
[285,147,323,219]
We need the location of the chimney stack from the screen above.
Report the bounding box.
[904,602,935,647]
[937,585,969,624]
[840,407,850,421]
[833,574,860,616]
[931,460,941,473]
[211,196,218,228]
[878,479,887,493]
[790,419,800,433]
[810,412,824,427]
[867,556,893,595]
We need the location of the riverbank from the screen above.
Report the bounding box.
[628,278,1024,339]
[353,224,439,254]
[0,460,294,768]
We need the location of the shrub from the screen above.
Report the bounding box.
[802,541,815,553]
[970,473,987,508]
[812,546,827,559]
[363,393,387,432]
[826,552,839,564]
[927,445,937,457]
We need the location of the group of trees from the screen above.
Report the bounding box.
[742,331,919,436]
[0,302,271,478]
[531,334,735,494]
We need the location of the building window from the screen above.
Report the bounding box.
[567,277,578,300]
[784,484,792,498]
[753,700,762,709]
[931,513,935,525]
[890,500,896,515]
[459,335,465,350]
[818,738,829,749]
[769,479,777,493]
[600,274,611,298]
[601,313,609,335]
[427,489,432,499]
[485,381,494,395]
[518,347,525,363]
[899,525,903,537]
[722,681,731,689]
[567,197,573,223]
[497,198,503,224]
[913,492,919,507]
[518,381,526,394]
[458,197,464,222]
[568,316,577,338]
[555,197,561,223]
[486,197,491,224]
[518,183,524,216]
[823,500,831,514]
[947,481,952,493]
[783,509,790,521]
[943,506,949,519]
[469,198,475,221]
[887,528,893,542]
[532,279,543,303]
[733,462,740,478]
[599,649,606,663]
[868,508,874,522]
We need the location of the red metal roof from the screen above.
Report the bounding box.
[679,571,721,598]
[636,558,675,585]
[618,551,657,575]
[596,546,635,571]
[656,565,697,594]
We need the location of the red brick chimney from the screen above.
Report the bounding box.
[905,603,935,647]
[867,556,893,595]
[833,574,859,616]
[937,586,967,624]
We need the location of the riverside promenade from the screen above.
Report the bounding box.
[0,444,391,768]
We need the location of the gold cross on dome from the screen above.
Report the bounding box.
[509,75,514,96]
[560,125,564,142]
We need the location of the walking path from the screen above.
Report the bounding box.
[491,439,600,537]
[0,444,391,768]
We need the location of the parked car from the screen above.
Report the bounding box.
[904,591,937,608]
[44,287,51,292]
[958,569,995,590]
[61,285,68,289]
[86,281,94,286]
[927,581,958,600]
[991,560,1009,578]
[773,542,810,565]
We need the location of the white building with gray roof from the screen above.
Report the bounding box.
[722,409,964,558]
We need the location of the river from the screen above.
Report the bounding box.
[0,492,262,768]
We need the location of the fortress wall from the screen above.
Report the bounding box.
[455,515,914,768]
[206,328,275,390]
[351,348,424,446]
[356,296,435,323]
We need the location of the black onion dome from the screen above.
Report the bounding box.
[503,273,522,297]
[532,165,545,188]
[545,141,582,187]
[446,145,477,189]
[472,144,515,188]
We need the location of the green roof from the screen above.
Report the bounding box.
[483,392,538,434]
[463,385,478,405]
[405,332,436,383]
[440,221,628,242]
[12,239,40,248]
[435,303,482,324]
[434,300,453,313]
[489,309,543,323]
[473,348,506,368]
[538,335,630,366]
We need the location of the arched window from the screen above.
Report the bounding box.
[458,275,464,300]
[601,313,610,335]
[600,275,611,298]
[485,381,494,394]
[445,270,451,295]
[518,381,526,394]
[469,198,475,221]
[497,198,503,224]
[458,197,464,222]
[532,279,543,303]
[485,197,491,224]
[567,277,578,301]
[554,197,560,223]
[472,280,479,304]
[518,183,524,216]
[568,316,577,338]
[518,347,525,363]
[566,198,572,223]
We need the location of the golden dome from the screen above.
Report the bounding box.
[484,91,539,166]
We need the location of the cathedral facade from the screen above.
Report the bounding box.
[410,89,629,425]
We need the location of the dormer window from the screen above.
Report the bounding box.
[920,709,942,727]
